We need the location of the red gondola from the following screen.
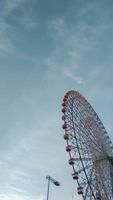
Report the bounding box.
[62,123,68,129]
[66,145,72,152]
[77,186,83,195]
[63,133,69,140]
[61,107,66,113]
[69,158,75,165]
[72,172,79,180]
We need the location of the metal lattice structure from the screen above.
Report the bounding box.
[61,90,113,200]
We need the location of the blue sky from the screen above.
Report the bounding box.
[0,0,113,200]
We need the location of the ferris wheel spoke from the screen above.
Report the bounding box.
[75,127,104,155]
[69,109,100,144]
[84,168,94,200]
[73,117,103,149]
[71,124,103,156]
[67,136,92,156]
[96,171,109,199]
[94,160,112,199]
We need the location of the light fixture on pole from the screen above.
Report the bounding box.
[46,175,60,200]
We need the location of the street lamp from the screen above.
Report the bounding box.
[46,175,60,200]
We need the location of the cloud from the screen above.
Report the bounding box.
[0,0,25,17]
[48,3,113,61]
[0,114,62,199]
[0,0,38,53]
[45,45,84,84]
[63,68,84,84]
[0,0,25,53]
[21,15,38,30]
[12,0,39,31]
[45,55,84,84]
[45,4,113,86]
[0,193,44,200]
[0,21,15,53]
[50,18,65,37]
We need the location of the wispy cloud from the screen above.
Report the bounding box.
[20,15,38,30]
[48,2,113,61]
[0,193,44,200]
[63,68,84,84]
[45,17,85,84]
[0,0,38,53]
[45,55,84,84]
[1,0,24,17]
[13,0,39,31]
[0,114,61,199]
[45,3,113,85]
[0,21,15,53]
[0,0,25,53]
[50,18,65,37]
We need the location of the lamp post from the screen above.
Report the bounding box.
[46,175,60,200]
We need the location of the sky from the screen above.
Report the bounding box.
[0,0,113,200]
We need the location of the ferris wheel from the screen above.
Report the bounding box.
[61,90,113,200]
